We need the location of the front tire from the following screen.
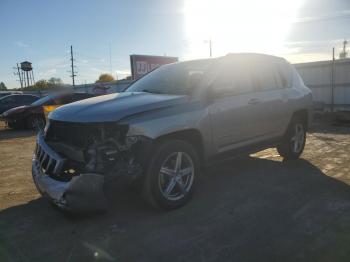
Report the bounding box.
[7,122,21,129]
[277,117,306,159]
[142,140,199,210]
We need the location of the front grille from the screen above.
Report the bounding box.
[45,120,127,148]
[35,132,65,176]
[46,120,103,148]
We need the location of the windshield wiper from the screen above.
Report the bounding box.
[142,89,162,94]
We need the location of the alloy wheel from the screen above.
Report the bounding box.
[158,151,194,201]
[291,123,305,153]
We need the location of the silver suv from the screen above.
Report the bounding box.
[32,53,312,212]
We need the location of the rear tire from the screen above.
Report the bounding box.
[142,140,199,210]
[277,116,306,160]
[27,115,45,130]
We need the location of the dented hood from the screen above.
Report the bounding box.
[49,92,188,123]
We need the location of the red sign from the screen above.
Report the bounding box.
[130,54,178,80]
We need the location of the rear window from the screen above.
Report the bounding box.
[22,95,38,103]
[72,93,95,101]
[277,61,293,88]
[53,93,94,104]
[31,95,54,106]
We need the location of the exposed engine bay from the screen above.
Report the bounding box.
[44,120,148,182]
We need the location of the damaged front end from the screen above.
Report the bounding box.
[32,120,151,212]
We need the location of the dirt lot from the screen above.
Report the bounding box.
[0,121,350,262]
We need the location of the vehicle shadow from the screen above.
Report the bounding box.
[1,156,350,262]
[0,126,36,140]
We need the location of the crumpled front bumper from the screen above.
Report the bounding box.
[32,157,107,212]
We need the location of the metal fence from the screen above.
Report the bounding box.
[295,59,350,111]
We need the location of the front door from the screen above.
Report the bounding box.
[208,58,265,153]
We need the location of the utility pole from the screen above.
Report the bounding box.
[339,39,348,59]
[331,47,335,112]
[209,38,212,57]
[17,63,23,88]
[70,45,77,87]
[204,38,213,57]
[13,63,23,89]
[343,39,348,56]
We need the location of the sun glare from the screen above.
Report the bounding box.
[184,0,303,58]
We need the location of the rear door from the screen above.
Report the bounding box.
[250,58,292,137]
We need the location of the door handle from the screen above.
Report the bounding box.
[248,98,261,105]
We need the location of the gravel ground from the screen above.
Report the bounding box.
[0,120,350,262]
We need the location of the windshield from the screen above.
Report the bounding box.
[125,60,212,95]
[0,95,11,101]
[31,94,53,106]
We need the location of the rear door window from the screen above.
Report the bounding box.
[253,62,279,91]
[253,59,292,91]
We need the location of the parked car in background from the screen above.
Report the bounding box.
[0,91,23,99]
[31,53,313,212]
[0,94,39,114]
[2,92,96,129]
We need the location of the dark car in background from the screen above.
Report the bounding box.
[1,92,96,129]
[0,94,39,114]
[0,91,23,99]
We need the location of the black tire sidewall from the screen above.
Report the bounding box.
[26,115,36,129]
[144,140,199,210]
[27,115,45,130]
[278,117,306,159]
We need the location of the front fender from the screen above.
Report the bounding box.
[120,102,213,159]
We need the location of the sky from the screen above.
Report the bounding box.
[0,0,350,89]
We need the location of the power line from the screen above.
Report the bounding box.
[74,50,125,68]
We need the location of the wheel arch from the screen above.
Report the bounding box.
[155,129,204,163]
[291,109,309,130]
